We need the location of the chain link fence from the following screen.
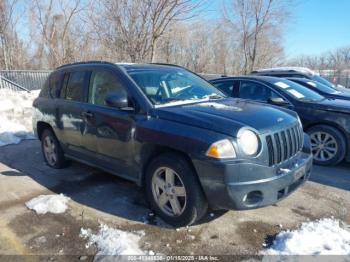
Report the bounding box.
[320,71,350,88]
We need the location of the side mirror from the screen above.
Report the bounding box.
[105,93,133,110]
[268,97,289,106]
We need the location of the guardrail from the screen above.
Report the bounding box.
[0,75,30,93]
[0,70,51,91]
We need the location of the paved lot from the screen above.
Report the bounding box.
[0,140,350,258]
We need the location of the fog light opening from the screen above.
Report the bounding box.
[243,190,263,206]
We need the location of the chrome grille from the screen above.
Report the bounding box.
[266,124,303,166]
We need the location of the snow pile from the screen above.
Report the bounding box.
[25,194,70,214]
[0,89,40,146]
[0,116,34,146]
[264,218,350,255]
[80,224,145,256]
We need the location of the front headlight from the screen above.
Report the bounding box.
[238,129,260,156]
[206,139,236,159]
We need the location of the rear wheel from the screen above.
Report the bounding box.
[145,153,208,227]
[307,125,346,166]
[41,129,66,168]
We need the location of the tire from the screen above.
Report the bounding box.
[145,153,208,227]
[307,125,346,166]
[41,129,67,169]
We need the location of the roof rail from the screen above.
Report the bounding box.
[55,60,116,70]
[149,63,184,68]
[251,67,316,75]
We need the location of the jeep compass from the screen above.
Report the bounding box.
[33,61,313,226]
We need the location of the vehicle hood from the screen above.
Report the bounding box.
[313,99,350,114]
[151,98,298,137]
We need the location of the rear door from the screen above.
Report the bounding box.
[56,70,90,157]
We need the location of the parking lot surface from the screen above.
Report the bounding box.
[0,140,350,258]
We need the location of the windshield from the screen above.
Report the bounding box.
[312,75,335,88]
[273,79,325,102]
[127,68,225,106]
[302,80,340,95]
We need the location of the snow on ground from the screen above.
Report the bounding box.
[263,218,350,255]
[25,194,70,214]
[0,89,39,146]
[80,224,145,256]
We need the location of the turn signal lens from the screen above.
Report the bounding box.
[206,139,236,159]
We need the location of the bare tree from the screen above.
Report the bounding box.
[0,0,22,69]
[289,46,350,72]
[92,0,205,63]
[29,0,86,68]
[223,0,290,73]
[2,0,296,73]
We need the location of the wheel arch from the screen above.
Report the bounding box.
[139,144,200,188]
[37,121,54,140]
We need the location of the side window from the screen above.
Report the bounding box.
[64,71,86,102]
[49,72,61,98]
[60,73,70,99]
[39,77,50,98]
[88,70,127,106]
[212,81,233,96]
[239,81,279,102]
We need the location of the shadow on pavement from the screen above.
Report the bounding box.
[0,140,223,227]
[311,161,350,191]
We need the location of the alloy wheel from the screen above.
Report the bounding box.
[43,136,57,166]
[151,167,187,217]
[310,131,338,162]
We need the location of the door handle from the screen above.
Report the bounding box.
[81,111,94,118]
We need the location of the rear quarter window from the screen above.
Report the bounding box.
[39,72,63,98]
[49,72,62,98]
[39,77,50,98]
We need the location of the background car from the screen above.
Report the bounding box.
[287,77,350,100]
[250,67,340,89]
[210,76,350,166]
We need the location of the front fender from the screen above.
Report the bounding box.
[302,132,312,154]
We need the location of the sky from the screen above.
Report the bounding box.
[204,0,350,58]
[283,0,350,58]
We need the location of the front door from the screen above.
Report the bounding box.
[85,69,138,180]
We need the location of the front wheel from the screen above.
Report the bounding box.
[307,125,346,166]
[145,153,208,227]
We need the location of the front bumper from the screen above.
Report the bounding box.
[193,151,313,210]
